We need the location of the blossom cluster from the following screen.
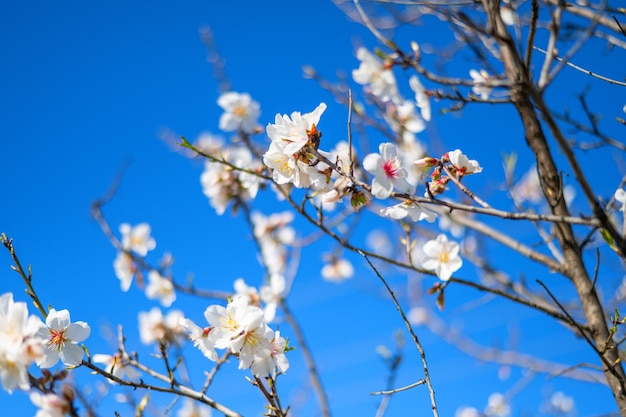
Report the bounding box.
[0,292,91,417]
[181,295,289,377]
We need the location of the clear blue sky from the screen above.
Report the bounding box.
[1,1,624,416]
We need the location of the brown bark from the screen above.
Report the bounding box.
[481,1,626,413]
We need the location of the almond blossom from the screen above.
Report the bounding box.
[380,199,437,223]
[446,149,483,177]
[92,353,141,384]
[120,223,156,257]
[201,145,261,215]
[266,103,326,155]
[179,318,218,361]
[30,392,71,417]
[615,188,626,212]
[470,69,493,99]
[145,271,176,307]
[0,293,45,392]
[420,234,463,281]
[217,91,261,134]
[250,330,289,377]
[363,142,415,199]
[321,257,354,282]
[138,307,185,346]
[352,47,400,103]
[409,75,431,121]
[384,100,426,143]
[36,308,90,368]
[113,251,136,292]
[177,398,212,417]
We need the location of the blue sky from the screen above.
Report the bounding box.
[2,1,625,416]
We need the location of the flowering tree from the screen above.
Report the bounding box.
[2,1,626,416]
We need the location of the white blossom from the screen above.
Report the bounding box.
[380,200,437,223]
[615,188,626,212]
[145,271,176,307]
[485,393,511,417]
[92,353,140,384]
[177,398,212,417]
[321,257,354,283]
[266,103,326,155]
[420,234,463,281]
[36,308,90,368]
[470,69,493,100]
[119,223,156,257]
[409,75,431,121]
[250,330,289,377]
[352,47,400,103]
[217,91,261,134]
[0,293,45,392]
[138,307,184,345]
[447,149,483,176]
[113,252,136,292]
[30,392,70,417]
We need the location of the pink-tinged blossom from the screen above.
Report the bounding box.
[266,103,326,155]
[0,293,45,392]
[92,353,140,384]
[217,92,261,134]
[119,223,156,257]
[447,149,483,176]
[363,142,415,199]
[352,47,400,103]
[138,307,184,346]
[380,200,437,223]
[113,252,136,292]
[250,330,289,377]
[420,234,463,281]
[409,75,431,121]
[321,257,354,283]
[470,69,493,99]
[30,392,70,417]
[36,308,90,368]
[145,271,176,307]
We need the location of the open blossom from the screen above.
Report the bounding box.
[120,223,156,257]
[145,271,176,307]
[259,273,286,323]
[179,318,218,361]
[363,142,416,199]
[36,308,90,368]
[352,47,400,103]
[266,103,326,154]
[485,393,511,417]
[92,353,140,384]
[446,149,483,177]
[385,100,426,143]
[380,200,437,223]
[511,166,543,204]
[250,330,289,377]
[201,145,261,215]
[263,142,325,188]
[470,69,493,99]
[420,234,463,281]
[138,307,184,346]
[409,75,431,121]
[113,251,136,292]
[217,91,261,134]
[321,257,354,282]
[0,293,45,392]
[30,392,70,417]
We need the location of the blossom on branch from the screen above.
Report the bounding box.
[352,47,400,103]
[266,103,326,155]
[120,223,156,257]
[409,75,431,121]
[363,142,415,199]
[113,251,137,292]
[0,293,45,392]
[470,69,493,100]
[380,199,437,223]
[615,188,626,212]
[446,149,483,177]
[138,307,184,346]
[321,257,354,283]
[217,91,261,134]
[420,234,462,281]
[36,308,90,368]
[92,353,141,384]
[30,392,70,417]
[145,271,176,307]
